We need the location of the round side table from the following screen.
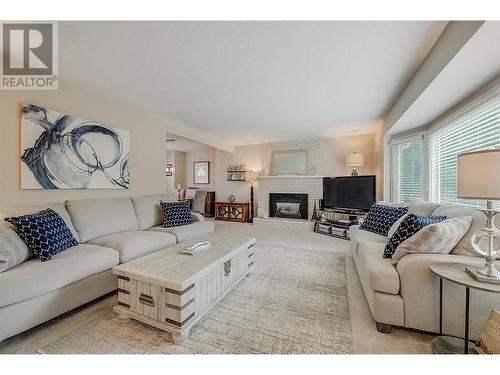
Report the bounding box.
[429,263,500,354]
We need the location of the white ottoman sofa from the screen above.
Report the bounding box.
[0,194,215,342]
[351,198,500,339]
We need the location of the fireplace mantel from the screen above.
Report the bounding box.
[258,175,325,179]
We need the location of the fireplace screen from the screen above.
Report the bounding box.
[276,202,301,217]
[269,193,308,219]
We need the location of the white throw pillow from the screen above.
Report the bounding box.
[0,221,34,272]
[391,216,473,265]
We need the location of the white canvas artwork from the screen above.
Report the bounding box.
[20,103,130,189]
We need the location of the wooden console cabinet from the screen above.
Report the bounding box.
[215,202,250,222]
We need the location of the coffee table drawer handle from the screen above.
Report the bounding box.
[224,259,232,277]
[139,293,155,307]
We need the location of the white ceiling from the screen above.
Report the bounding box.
[167,134,213,152]
[59,21,447,145]
[388,21,500,135]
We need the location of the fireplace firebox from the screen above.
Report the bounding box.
[269,193,308,220]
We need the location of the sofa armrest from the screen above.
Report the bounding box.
[396,253,483,292]
[191,212,205,222]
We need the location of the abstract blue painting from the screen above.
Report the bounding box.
[21,103,130,189]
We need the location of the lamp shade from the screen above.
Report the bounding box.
[245,170,259,182]
[345,152,364,167]
[457,149,500,200]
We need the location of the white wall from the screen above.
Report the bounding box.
[0,81,174,211]
[320,135,376,177]
[174,151,186,190]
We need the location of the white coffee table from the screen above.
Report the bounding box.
[112,234,256,343]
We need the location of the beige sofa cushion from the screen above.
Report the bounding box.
[406,198,441,216]
[66,198,139,242]
[349,225,387,256]
[0,244,119,308]
[88,231,177,263]
[0,221,33,272]
[2,203,80,243]
[391,216,473,264]
[132,193,177,230]
[357,241,400,295]
[148,221,215,243]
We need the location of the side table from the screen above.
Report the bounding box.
[429,263,500,354]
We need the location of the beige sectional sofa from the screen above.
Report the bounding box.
[0,194,215,342]
[351,198,500,339]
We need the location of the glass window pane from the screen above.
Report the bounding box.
[391,138,423,202]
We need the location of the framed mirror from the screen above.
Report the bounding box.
[271,150,308,175]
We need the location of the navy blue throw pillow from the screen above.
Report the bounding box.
[5,208,78,262]
[160,200,193,228]
[383,214,447,258]
[359,204,408,236]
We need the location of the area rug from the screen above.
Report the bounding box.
[38,244,352,354]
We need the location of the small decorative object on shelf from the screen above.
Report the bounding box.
[227,194,236,203]
[227,164,246,172]
[227,164,247,181]
[475,310,500,354]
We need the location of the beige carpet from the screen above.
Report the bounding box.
[38,244,352,354]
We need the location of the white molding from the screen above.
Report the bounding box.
[258,175,325,179]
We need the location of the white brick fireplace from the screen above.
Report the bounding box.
[256,176,323,224]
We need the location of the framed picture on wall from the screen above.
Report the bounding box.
[193,161,210,184]
[20,103,130,189]
[165,164,173,176]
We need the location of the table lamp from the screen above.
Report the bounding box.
[246,170,259,222]
[457,149,500,282]
[345,152,364,176]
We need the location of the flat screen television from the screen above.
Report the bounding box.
[323,175,376,212]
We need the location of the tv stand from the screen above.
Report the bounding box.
[313,208,368,241]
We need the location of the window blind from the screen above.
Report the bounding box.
[391,137,423,202]
[428,94,500,208]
